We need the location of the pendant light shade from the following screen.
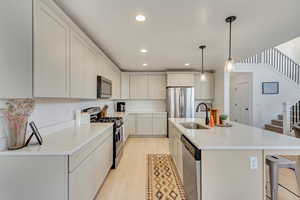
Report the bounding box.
[225,16,237,73]
[199,45,207,82]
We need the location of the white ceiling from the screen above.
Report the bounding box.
[55,0,300,71]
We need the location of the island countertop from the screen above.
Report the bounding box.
[169,118,300,150]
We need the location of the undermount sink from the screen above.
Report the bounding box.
[180,122,209,130]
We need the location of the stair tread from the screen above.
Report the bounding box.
[265,124,283,133]
[265,124,283,129]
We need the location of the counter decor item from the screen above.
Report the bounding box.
[210,109,220,125]
[3,99,34,150]
[25,122,43,146]
[99,105,109,118]
[219,114,228,125]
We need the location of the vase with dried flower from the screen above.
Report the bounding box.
[3,99,34,150]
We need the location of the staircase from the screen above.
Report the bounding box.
[265,114,284,133]
[240,48,300,134]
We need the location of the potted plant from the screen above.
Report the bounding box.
[220,114,228,125]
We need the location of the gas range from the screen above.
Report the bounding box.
[91,116,124,169]
[92,117,123,127]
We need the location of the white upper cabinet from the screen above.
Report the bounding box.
[148,75,166,99]
[70,31,85,98]
[84,47,97,99]
[0,1,32,98]
[167,72,195,87]
[194,72,214,100]
[130,74,148,99]
[34,0,70,98]
[121,72,130,99]
[111,66,121,99]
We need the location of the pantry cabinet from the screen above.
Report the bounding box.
[34,0,70,98]
[194,72,214,100]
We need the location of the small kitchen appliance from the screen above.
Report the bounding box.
[116,102,126,112]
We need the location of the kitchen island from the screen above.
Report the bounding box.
[169,118,300,200]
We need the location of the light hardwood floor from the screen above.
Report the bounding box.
[96,138,299,200]
[95,138,169,200]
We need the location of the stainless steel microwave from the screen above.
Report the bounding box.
[97,76,112,99]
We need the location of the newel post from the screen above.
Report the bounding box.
[283,101,291,135]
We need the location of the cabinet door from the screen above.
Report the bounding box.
[128,114,136,135]
[153,113,167,136]
[84,47,97,99]
[130,75,148,99]
[0,1,32,98]
[136,114,153,135]
[195,73,214,99]
[69,135,113,200]
[148,75,166,99]
[121,72,130,99]
[34,0,69,98]
[111,66,121,99]
[70,31,85,98]
[167,73,194,87]
[176,131,183,181]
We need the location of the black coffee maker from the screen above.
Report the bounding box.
[116,102,126,112]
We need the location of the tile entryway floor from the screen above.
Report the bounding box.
[96,138,169,200]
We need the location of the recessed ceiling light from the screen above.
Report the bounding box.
[140,49,148,53]
[136,15,146,22]
[143,63,148,66]
[185,63,190,66]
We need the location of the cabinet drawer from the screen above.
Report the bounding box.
[69,126,113,172]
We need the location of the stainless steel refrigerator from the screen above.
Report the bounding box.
[167,87,195,118]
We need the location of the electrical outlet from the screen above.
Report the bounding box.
[250,157,258,170]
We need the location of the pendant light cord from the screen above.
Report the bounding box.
[229,20,232,60]
[201,48,204,73]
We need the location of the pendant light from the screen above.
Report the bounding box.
[199,45,207,82]
[225,16,237,73]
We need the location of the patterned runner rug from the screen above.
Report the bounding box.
[146,154,187,200]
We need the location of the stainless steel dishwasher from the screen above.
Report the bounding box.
[181,135,201,200]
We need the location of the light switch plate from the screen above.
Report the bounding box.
[250,156,258,170]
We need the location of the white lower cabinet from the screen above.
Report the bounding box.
[69,134,113,200]
[169,122,183,181]
[136,114,153,135]
[0,126,113,200]
[153,113,167,136]
[127,113,167,136]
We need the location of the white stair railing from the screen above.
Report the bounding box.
[240,48,300,85]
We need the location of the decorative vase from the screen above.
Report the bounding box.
[4,113,28,150]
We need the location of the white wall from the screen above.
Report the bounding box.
[277,36,300,65]
[213,68,230,115]
[234,63,300,128]
[0,99,114,150]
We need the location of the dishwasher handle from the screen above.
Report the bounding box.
[181,135,201,161]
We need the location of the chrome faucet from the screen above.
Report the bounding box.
[196,103,209,125]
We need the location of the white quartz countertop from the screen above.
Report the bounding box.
[169,118,300,150]
[0,123,113,156]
